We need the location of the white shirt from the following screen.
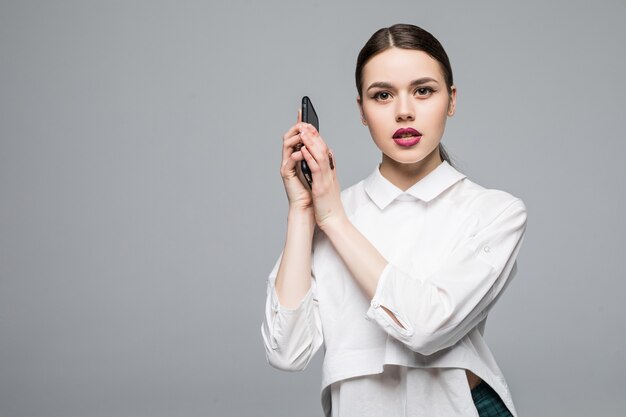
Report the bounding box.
[261,161,527,417]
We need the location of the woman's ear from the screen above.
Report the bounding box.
[447,86,457,117]
[356,96,367,125]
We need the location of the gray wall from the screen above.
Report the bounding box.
[1,1,625,416]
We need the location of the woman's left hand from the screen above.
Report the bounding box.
[296,123,347,231]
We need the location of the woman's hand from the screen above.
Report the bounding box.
[280,111,313,212]
[297,123,347,230]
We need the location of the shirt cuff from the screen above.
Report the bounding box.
[365,263,413,337]
[264,281,319,355]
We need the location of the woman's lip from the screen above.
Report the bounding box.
[393,136,421,147]
[393,127,421,138]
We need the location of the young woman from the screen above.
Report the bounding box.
[262,24,527,417]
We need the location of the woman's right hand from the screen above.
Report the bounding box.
[280,110,313,211]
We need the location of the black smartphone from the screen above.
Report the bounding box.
[300,96,319,189]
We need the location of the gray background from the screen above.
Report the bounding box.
[1,0,624,416]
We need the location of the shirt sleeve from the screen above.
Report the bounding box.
[365,198,528,356]
[261,252,323,371]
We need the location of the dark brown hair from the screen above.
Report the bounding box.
[356,24,454,165]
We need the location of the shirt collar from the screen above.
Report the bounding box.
[364,161,467,209]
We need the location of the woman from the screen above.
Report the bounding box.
[262,24,527,417]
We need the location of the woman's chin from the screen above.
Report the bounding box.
[383,149,439,167]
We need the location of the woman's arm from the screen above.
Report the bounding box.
[319,215,408,329]
[298,124,527,353]
[273,112,319,307]
[260,115,324,370]
[367,199,527,354]
[296,123,387,298]
[319,215,386,298]
[297,125,408,326]
[262,239,323,370]
[274,207,316,308]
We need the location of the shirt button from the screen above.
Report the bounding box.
[372,301,380,308]
[483,246,491,253]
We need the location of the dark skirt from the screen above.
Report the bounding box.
[471,381,514,417]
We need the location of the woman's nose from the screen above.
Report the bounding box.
[395,96,415,122]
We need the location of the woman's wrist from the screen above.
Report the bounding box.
[288,206,315,225]
[317,212,349,235]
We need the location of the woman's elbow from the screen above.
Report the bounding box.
[400,327,455,356]
[264,344,313,372]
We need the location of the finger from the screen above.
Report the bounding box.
[289,149,305,161]
[283,132,304,150]
[281,140,301,169]
[283,124,302,142]
[280,155,296,177]
[298,123,320,137]
[295,120,321,134]
[281,135,302,169]
[301,145,321,174]
[282,135,308,165]
[283,120,311,145]
[281,151,306,179]
[299,123,323,144]
[300,128,328,163]
[283,115,308,142]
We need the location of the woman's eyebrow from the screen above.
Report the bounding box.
[410,77,439,86]
[366,81,394,91]
[366,77,440,91]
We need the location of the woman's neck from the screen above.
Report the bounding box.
[379,149,443,191]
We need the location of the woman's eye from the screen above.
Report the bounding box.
[416,87,433,96]
[374,92,391,101]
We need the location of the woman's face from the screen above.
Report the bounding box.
[358,47,456,169]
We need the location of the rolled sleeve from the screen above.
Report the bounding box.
[366,198,527,355]
[261,254,323,371]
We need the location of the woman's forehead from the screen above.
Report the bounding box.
[362,48,445,85]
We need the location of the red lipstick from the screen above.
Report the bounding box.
[392,128,422,147]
